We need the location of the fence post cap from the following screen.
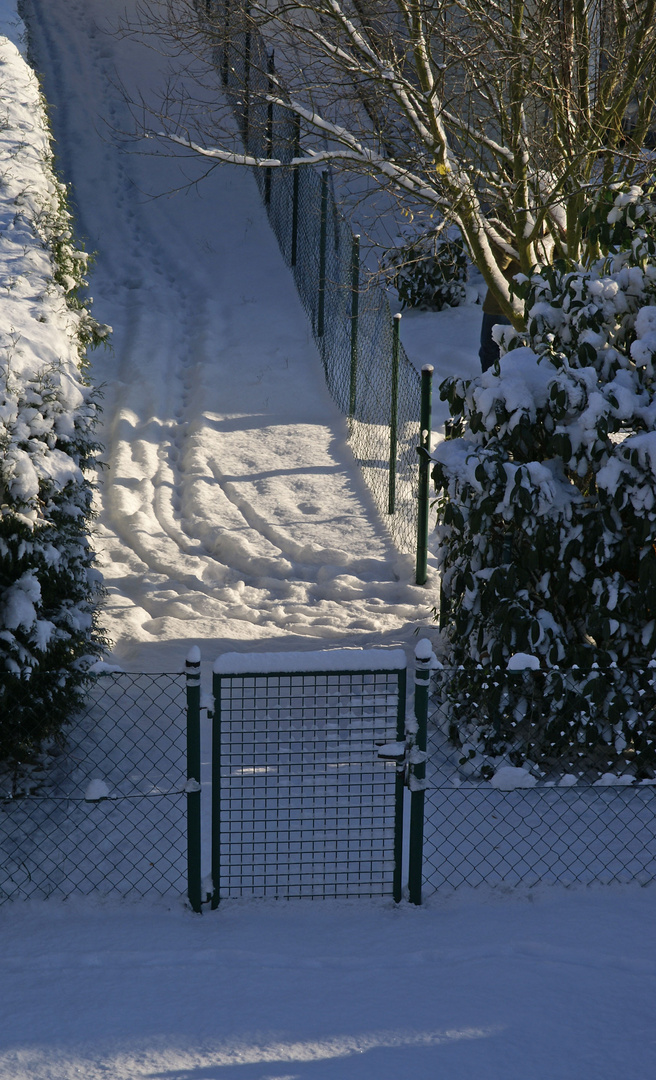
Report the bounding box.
[415,638,436,662]
[186,646,201,667]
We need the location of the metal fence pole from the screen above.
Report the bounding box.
[408,642,430,905]
[393,666,407,904]
[221,0,230,85]
[186,649,202,913]
[211,670,222,909]
[317,169,328,337]
[243,6,251,144]
[416,364,433,585]
[290,114,301,268]
[388,313,401,514]
[264,50,274,206]
[349,233,360,419]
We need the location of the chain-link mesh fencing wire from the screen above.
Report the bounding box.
[420,668,656,894]
[0,673,186,902]
[213,669,404,899]
[206,9,422,554]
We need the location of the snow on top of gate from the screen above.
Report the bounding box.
[213,647,407,675]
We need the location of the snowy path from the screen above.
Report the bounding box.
[22,0,430,670]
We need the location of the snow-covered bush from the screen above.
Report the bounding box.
[432,182,656,777]
[0,37,109,764]
[384,231,467,311]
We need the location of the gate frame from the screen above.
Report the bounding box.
[209,648,407,906]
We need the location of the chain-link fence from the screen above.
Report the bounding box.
[210,651,406,901]
[207,3,422,554]
[4,655,656,906]
[412,667,656,897]
[0,672,187,902]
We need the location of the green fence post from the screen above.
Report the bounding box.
[438,417,454,629]
[393,666,407,904]
[210,668,221,909]
[264,50,274,206]
[243,6,251,145]
[290,113,301,267]
[415,364,433,586]
[317,169,328,337]
[221,0,230,85]
[349,233,360,419]
[408,640,431,905]
[388,313,401,514]
[186,648,202,914]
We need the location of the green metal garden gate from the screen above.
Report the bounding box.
[208,648,407,904]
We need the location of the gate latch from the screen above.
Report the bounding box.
[376,739,427,787]
[376,740,407,764]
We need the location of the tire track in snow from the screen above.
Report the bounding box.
[22,0,431,665]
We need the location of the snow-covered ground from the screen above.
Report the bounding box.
[17,0,468,672]
[3,5,654,1078]
[2,887,656,1079]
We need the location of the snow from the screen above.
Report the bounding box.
[507,652,541,671]
[473,347,556,429]
[594,773,635,787]
[414,636,437,662]
[1,570,40,631]
[489,765,538,790]
[2,5,655,1079]
[1,890,656,1079]
[558,773,578,787]
[214,646,407,674]
[376,740,407,759]
[83,778,111,802]
[395,303,483,430]
[0,0,23,50]
[186,644,201,665]
[19,0,439,672]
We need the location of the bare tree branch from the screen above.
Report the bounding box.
[116,0,656,324]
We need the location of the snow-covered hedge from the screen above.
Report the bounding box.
[432,182,656,778]
[0,34,109,762]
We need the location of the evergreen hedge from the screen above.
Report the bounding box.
[433,183,656,778]
[0,47,109,766]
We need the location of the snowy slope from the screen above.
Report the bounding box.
[20,0,436,671]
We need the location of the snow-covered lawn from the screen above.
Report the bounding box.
[1,887,655,1079]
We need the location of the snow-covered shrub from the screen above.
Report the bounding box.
[432,182,656,777]
[0,37,108,764]
[384,231,467,311]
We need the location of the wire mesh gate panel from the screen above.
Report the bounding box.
[211,649,406,901]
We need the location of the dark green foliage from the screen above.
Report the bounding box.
[384,232,468,311]
[0,89,109,767]
[433,183,656,778]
